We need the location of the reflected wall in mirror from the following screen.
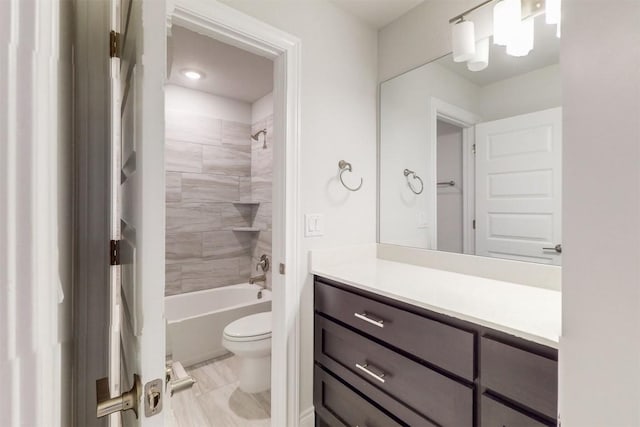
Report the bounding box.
[379,15,562,265]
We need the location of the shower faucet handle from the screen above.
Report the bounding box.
[256,254,270,272]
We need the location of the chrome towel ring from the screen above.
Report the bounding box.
[404,169,424,195]
[338,160,363,192]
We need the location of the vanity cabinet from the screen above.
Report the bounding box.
[313,276,558,427]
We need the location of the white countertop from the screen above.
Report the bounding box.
[310,245,561,349]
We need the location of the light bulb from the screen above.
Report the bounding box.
[452,20,476,63]
[468,38,490,72]
[506,17,534,57]
[182,69,203,80]
[546,0,561,25]
[494,0,522,46]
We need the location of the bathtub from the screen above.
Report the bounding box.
[165,283,272,367]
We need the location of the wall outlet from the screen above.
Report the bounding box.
[305,213,324,237]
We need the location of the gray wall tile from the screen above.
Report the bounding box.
[166,232,203,264]
[166,172,182,202]
[167,203,222,233]
[166,110,222,146]
[166,140,203,173]
[202,145,250,177]
[182,173,239,202]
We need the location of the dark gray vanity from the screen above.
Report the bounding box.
[313,276,558,427]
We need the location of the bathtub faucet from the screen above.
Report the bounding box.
[249,274,266,286]
[250,274,267,299]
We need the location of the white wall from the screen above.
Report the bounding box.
[165,84,252,123]
[252,91,274,122]
[560,1,640,425]
[0,0,73,425]
[220,0,378,418]
[480,64,562,121]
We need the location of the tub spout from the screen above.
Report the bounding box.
[249,274,266,285]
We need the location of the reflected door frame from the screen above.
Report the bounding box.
[428,98,481,255]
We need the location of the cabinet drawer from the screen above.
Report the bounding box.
[481,337,557,419]
[481,395,553,427]
[314,365,403,427]
[315,280,475,380]
[315,314,473,427]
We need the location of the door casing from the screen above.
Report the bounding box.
[167,1,303,426]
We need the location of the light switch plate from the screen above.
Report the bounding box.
[305,213,324,237]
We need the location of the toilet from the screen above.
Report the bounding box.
[222,311,272,393]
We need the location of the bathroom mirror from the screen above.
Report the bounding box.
[379,15,562,265]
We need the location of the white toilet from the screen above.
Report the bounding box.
[222,311,272,393]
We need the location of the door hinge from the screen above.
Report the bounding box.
[472,219,476,230]
[110,30,121,58]
[472,143,476,155]
[279,263,286,275]
[110,239,121,265]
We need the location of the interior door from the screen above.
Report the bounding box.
[108,0,166,425]
[475,107,562,265]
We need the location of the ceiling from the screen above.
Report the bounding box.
[330,0,425,29]
[438,15,560,86]
[167,25,274,103]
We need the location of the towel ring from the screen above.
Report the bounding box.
[404,169,424,195]
[338,160,363,192]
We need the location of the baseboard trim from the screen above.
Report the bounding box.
[300,406,315,427]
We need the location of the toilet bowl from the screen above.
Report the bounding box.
[222,311,272,393]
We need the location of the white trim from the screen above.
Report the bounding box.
[168,2,302,426]
[299,406,315,427]
[461,128,476,255]
[428,97,481,254]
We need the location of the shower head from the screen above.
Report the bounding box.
[251,129,267,148]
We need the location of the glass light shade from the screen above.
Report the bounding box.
[546,0,561,25]
[452,20,476,63]
[506,17,534,57]
[468,38,490,72]
[493,0,522,46]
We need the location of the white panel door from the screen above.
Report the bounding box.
[109,0,166,425]
[475,108,562,265]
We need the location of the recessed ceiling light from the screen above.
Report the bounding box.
[182,69,203,80]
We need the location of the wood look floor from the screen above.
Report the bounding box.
[168,354,271,427]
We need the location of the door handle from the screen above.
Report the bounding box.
[96,374,142,419]
[543,244,562,254]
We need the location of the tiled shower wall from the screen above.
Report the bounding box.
[165,86,257,296]
[251,106,274,289]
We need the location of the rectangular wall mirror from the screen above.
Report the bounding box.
[379,14,562,265]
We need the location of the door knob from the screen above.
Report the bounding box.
[543,244,562,254]
[96,374,142,419]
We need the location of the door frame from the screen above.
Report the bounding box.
[167,1,302,426]
[428,97,480,254]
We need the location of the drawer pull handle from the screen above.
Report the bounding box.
[355,363,386,383]
[354,312,384,328]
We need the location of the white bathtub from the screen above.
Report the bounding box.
[165,283,272,367]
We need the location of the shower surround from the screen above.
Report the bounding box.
[165,85,273,296]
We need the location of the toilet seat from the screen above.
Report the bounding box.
[223,311,271,342]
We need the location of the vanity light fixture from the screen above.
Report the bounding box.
[450,0,561,70]
[182,69,203,80]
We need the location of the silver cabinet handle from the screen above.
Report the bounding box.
[543,244,562,253]
[354,312,384,328]
[355,363,386,383]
